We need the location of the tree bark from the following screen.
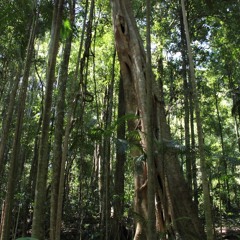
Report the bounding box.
[53,0,94,239]
[181,0,214,239]
[112,76,126,240]
[32,0,64,238]
[21,112,42,236]
[0,67,21,179]
[0,11,37,240]
[111,0,205,239]
[179,5,192,192]
[145,0,156,239]
[101,50,115,240]
[50,1,75,239]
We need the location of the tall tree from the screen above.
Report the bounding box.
[112,76,126,240]
[145,0,156,239]
[0,7,38,239]
[179,4,192,192]
[0,67,21,178]
[50,1,75,239]
[32,0,64,238]
[54,0,95,239]
[111,0,205,239]
[181,0,214,239]
[101,50,116,240]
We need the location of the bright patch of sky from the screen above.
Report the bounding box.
[162,47,181,61]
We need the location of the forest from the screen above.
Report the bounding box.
[0,0,240,239]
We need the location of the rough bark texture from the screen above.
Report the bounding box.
[111,0,205,239]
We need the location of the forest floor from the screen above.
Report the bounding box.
[216,227,240,239]
[216,212,240,239]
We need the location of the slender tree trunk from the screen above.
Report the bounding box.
[183,69,192,190]
[112,76,126,240]
[50,2,75,239]
[179,6,192,191]
[0,11,37,240]
[228,76,240,152]
[53,1,94,239]
[145,0,156,239]
[32,1,64,238]
[214,86,230,209]
[190,95,199,205]
[21,113,42,236]
[181,0,214,239]
[0,202,5,238]
[102,50,115,240]
[0,67,21,179]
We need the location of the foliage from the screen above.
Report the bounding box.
[0,0,240,239]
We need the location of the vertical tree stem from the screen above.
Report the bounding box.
[146,0,156,239]
[181,0,214,239]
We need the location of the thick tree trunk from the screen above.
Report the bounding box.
[32,0,64,238]
[111,0,205,239]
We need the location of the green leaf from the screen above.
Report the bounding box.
[60,19,72,40]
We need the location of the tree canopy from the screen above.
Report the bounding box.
[0,0,240,239]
